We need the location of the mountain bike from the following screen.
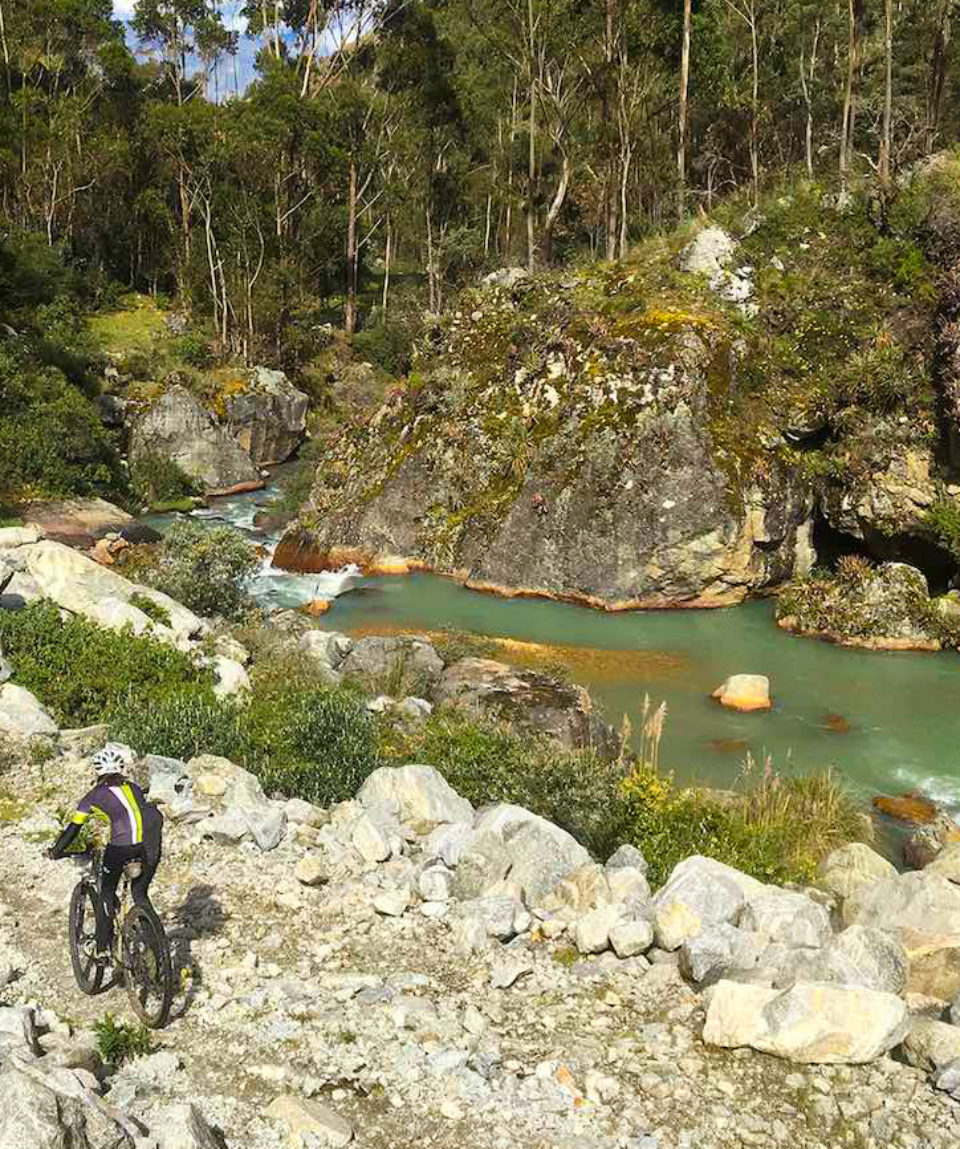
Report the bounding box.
[68,847,173,1029]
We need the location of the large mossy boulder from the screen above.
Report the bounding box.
[274,275,815,607]
[130,386,262,497]
[777,560,946,650]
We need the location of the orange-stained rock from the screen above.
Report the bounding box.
[711,674,772,712]
[873,793,941,825]
[366,555,410,576]
[303,599,332,616]
[90,539,116,566]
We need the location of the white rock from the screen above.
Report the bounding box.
[0,526,43,548]
[608,917,654,959]
[374,888,411,917]
[703,980,909,1064]
[295,855,328,887]
[0,683,58,738]
[152,1102,221,1149]
[573,905,620,955]
[298,630,353,668]
[21,540,204,643]
[652,856,762,950]
[285,798,326,827]
[680,226,737,276]
[418,865,453,902]
[266,1095,354,1147]
[353,816,391,863]
[902,1019,960,1074]
[358,764,473,826]
[212,656,251,700]
[740,891,832,949]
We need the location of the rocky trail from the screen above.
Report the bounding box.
[0,743,959,1149]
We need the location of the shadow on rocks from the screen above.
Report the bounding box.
[165,884,230,1021]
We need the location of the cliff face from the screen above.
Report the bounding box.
[278,171,960,607]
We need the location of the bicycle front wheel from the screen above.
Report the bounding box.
[121,906,173,1029]
[68,881,104,995]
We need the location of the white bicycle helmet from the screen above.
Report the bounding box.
[92,743,134,778]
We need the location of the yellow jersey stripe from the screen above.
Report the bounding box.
[71,812,90,825]
[121,784,144,845]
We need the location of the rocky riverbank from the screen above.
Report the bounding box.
[1,738,959,1149]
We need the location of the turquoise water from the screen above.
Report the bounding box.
[150,484,960,815]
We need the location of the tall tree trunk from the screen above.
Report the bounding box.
[542,151,570,265]
[382,218,392,316]
[344,159,359,335]
[677,0,692,219]
[748,2,759,205]
[799,21,821,178]
[425,206,436,313]
[880,0,893,183]
[926,2,952,154]
[839,0,862,192]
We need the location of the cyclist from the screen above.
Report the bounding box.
[47,743,164,961]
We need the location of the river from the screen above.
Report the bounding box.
[147,480,960,821]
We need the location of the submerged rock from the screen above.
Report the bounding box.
[711,674,771,713]
[435,657,620,756]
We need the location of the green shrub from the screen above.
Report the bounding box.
[253,688,380,804]
[128,592,172,629]
[142,521,258,620]
[109,688,242,762]
[94,1014,154,1066]
[173,332,213,368]
[0,603,210,727]
[353,320,417,377]
[129,451,200,508]
[619,760,866,889]
[924,497,960,562]
[110,681,380,806]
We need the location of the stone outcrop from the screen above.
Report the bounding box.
[222,367,309,467]
[434,657,620,756]
[16,539,204,646]
[0,683,58,738]
[275,278,816,608]
[847,871,960,999]
[130,386,262,496]
[21,498,139,550]
[778,561,944,650]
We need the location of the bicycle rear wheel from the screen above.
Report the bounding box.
[68,881,104,995]
[121,905,173,1029]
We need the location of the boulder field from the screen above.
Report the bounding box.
[0,741,958,1149]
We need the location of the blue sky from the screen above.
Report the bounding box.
[113,0,260,98]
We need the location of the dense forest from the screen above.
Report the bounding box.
[3,0,960,511]
[4,0,960,351]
